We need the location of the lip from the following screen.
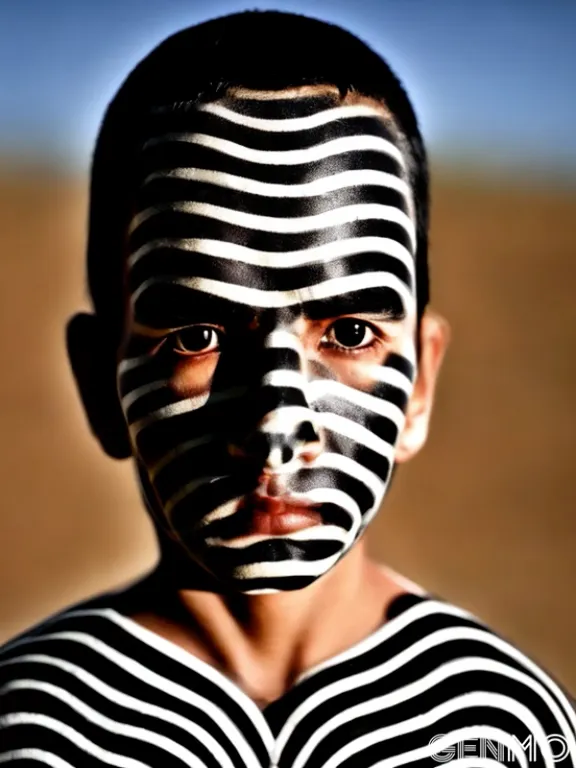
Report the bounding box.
[246,493,323,535]
[199,491,324,539]
[192,472,326,541]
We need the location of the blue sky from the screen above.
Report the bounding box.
[1,0,575,175]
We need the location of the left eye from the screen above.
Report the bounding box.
[173,326,221,355]
[322,319,376,349]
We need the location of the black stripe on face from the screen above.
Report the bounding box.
[303,286,407,322]
[356,445,392,484]
[170,475,256,532]
[131,285,408,333]
[370,381,410,412]
[118,362,166,399]
[385,352,416,381]
[316,396,400,447]
[129,251,413,298]
[135,180,410,221]
[144,112,403,156]
[129,215,413,259]
[133,396,251,460]
[125,387,178,425]
[204,539,342,568]
[153,442,236,501]
[129,284,252,333]
[254,384,308,413]
[138,144,404,187]
[324,432,392,483]
[260,347,302,373]
[219,95,340,119]
[289,468,376,514]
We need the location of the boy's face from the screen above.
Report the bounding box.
[115,89,425,593]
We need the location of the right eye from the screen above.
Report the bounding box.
[173,326,222,356]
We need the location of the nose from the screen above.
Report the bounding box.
[254,404,323,470]
[231,330,324,470]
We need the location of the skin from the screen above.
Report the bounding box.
[68,85,449,706]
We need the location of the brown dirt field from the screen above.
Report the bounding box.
[1,165,575,693]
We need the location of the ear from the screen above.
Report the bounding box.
[395,309,450,463]
[66,312,132,460]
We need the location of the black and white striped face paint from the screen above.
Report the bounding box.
[118,91,418,593]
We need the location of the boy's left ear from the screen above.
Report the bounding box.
[395,309,450,463]
[66,312,132,460]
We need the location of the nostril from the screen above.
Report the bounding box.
[295,419,324,464]
[295,421,320,444]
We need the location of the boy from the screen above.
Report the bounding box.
[1,10,574,767]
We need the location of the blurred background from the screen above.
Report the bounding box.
[1,0,575,693]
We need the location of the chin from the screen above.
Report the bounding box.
[175,530,351,594]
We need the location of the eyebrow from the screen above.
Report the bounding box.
[131,283,407,337]
[303,287,406,321]
[132,284,256,331]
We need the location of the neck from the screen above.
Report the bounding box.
[170,541,408,705]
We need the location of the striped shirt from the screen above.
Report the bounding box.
[1,581,575,767]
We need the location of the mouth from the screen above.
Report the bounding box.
[192,471,325,541]
[241,492,323,535]
[242,472,323,535]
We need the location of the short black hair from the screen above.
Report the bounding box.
[86,9,430,343]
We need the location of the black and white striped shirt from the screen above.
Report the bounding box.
[1,582,575,767]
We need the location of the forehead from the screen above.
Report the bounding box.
[126,87,416,323]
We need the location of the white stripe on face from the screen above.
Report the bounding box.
[132,271,414,315]
[204,524,349,549]
[144,132,407,169]
[129,201,416,250]
[143,167,411,200]
[119,93,419,592]
[234,552,343,582]
[129,234,414,274]
[197,102,399,132]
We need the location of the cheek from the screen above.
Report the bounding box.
[169,353,220,399]
[311,356,415,491]
[311,327,417,393]
[327,360,386,391]
[319,355,415,398]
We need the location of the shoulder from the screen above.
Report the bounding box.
[393,593,576,765]
[0,595,107,756]
[0,579,168,762]
[0,577,250,767]
[0,588,130,682]
[0,571,161,701]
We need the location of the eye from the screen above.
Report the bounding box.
[322,319,377,350]
[173,326,221,356]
